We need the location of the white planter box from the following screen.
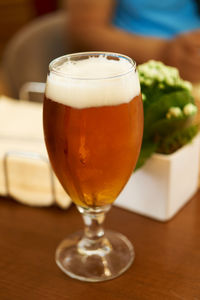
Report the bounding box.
[115,134,200,221]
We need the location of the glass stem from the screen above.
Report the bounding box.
[77,205,112,255]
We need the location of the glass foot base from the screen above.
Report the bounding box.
[55,230,134,282]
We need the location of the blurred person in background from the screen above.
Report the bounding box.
[67,0,200,83]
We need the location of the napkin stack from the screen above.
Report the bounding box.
[0,96,72,209]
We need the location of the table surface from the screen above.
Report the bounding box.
[0,192,200,300]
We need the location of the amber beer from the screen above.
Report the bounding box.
[43,55,143,207]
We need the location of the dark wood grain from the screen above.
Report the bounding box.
[0,192,200,300]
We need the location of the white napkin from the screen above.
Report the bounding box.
[0,96,72,209]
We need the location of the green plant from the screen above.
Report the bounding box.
[136,60,198,169]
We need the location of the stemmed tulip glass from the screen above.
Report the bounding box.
[43,52,143,282]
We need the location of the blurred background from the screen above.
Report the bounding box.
[0,0,199,101]
[0,0,65,97]
[0,0,64,58]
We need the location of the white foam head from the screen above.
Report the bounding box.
[46,54,140,109]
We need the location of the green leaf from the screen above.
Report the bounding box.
[156,124,199,154]
[135,142,157,170]
[144,90,194,127]
[143,115,194,140]
[141,84,189,109]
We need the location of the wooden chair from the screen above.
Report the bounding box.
[1,11,68,101]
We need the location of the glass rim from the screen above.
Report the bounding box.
[49,51,136,80]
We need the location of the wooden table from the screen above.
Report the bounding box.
[0,192,200,300]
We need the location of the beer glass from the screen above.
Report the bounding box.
[43,52,143,282]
